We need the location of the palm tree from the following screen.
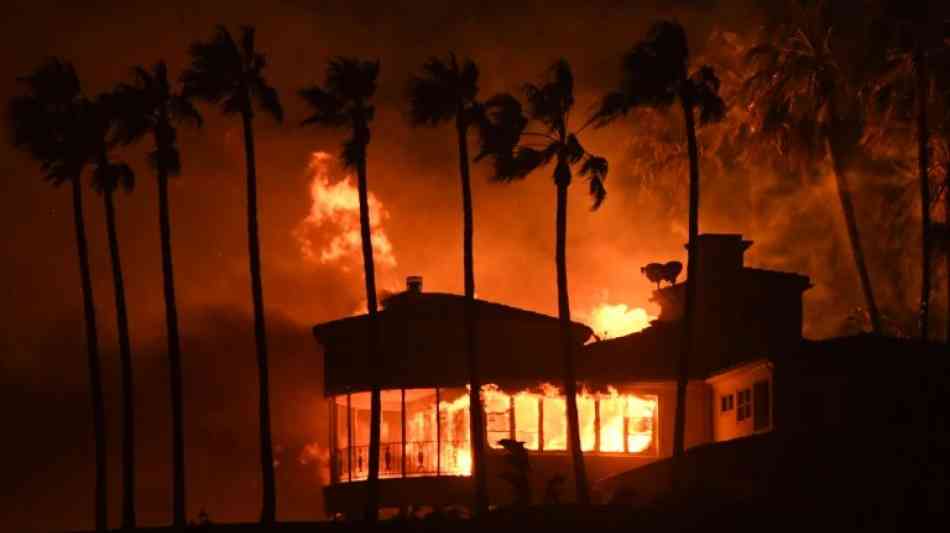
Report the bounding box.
[865,3,950,340]
[85,93,142,531]
[86,98,140,530]
[593,21,725,472]
[8,59,109,531]
[486,59,607,504]
[299,57,382,521]
[182,25,283,524]
[112,61,202,528]
[405,53,490,514]
[743,3,882,334]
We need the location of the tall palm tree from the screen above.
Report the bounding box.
[593,21,725,471]
[86,98,141,530]
[182,25,283,524]
[8,59,109,531]
[487,59,607,504]
[405,53,490,514]
[113,61,202,528]
[743,3,882,334]
[87,93,142,530]
[299,57,382,521]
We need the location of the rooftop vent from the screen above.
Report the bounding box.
[406,275,423,294]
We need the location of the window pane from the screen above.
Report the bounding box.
[578,395,596,452]
[350,392,371,480]
[380,390,402,478]
[599,396,626,452]
[483,385,511,449]
[627,394,658,453]
[514,393,539,450]
[542,396,566,450]
[334,396,348,481]
[439,388,471,476]
[404,388,437,476]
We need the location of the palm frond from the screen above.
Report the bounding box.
[406,55,461,127]
[580,154,608,209]
[252,79,283,122]
[491,143,556,182]
[473,92,526,160]
[299,86,347,126]
[181,26,242,107]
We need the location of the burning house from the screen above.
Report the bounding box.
[312,233,812,516]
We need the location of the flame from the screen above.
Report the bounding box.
[335,383,658,482]
[588,302,656,340]
[295,151,396,269]
[484,383,657,454]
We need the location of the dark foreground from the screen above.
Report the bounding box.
[74,493,946,533]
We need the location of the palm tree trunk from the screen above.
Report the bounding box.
[672,98,699,481]
[72,178,107,532]
[826,100,882,334]
[915,46,931,341]
[943,139,950,344]
[457,115,488,515]
[240,109,276,525]
[355,135,382,523]
[827,144,882,333]
[156,131,187,529]
[945,143,950,342]
[555,166,589,505]
[103,188,136,529]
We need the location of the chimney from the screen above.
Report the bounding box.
[693,234,752,277]
[406,275,423,294]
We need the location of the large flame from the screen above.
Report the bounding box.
[587,301,656,340]
[295,151,396,269]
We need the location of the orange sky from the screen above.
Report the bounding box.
[0,1,916,530]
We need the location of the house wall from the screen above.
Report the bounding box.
[323,380,713,514]
[707,361,773,442]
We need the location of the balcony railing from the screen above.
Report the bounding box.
[333,440,468,483]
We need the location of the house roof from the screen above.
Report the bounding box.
[314,292,594,395]
[580,321,705,382]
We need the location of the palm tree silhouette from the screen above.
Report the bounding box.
[112,61,202,528]
[743,3,881,333]
[486,59,607,505]
[182,25,283,525]
[593,20,725,474]
[406,53,491,514]
[299,57,383,521]
[8,59,109,531]
[86,100,142,531]
[89,93,142,531]
[865,3,950,340]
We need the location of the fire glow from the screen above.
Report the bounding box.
[588,302,656,340]
[331,384,658,481]
[295,151,396,268]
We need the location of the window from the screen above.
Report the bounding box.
[513,393,539,450]
[483,386,512,449]
[737,389,752,421]
[753,380,770,430]
[541,396,567,450]
[720,394,734,413]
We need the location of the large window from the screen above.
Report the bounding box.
[329,384,660,484]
